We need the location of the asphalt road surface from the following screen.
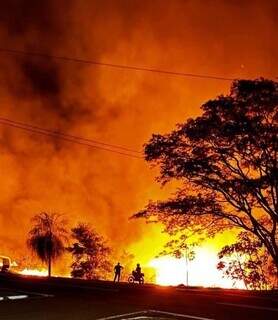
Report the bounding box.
[0,273,277,320]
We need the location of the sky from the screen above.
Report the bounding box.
[0,0,277,279]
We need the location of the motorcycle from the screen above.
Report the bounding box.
[128,270,144,284]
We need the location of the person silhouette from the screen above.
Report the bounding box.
[135,263,144,284]
[136,263,141,276]
[113,262,123,282]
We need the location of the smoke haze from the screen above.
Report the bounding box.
[0,0,277,273]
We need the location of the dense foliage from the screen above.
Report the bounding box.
[217,232,277,289]
[68,223,111,280]
[135,79,278,270]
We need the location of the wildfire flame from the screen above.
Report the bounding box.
[19,268,48,277]
[150,249,245,289]
[0,2,274,290]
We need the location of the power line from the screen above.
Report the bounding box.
[0,117,141,154]
[0,119,143,159]
[0,47,235,81]
[0,118,144,159]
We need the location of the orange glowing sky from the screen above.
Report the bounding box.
[0,0,277,285]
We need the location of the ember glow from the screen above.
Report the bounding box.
[19,268,48,277]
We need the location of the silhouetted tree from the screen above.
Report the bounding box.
[159,235,196,260]
[135,79,278,270]
[160,235,196,286]
[217,232,277,289]
[68,223,111,280]
[27,212,68,277]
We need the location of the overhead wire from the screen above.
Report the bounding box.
[0,47,237,159]
[0,47,235,81]
[0,117,141,154]
[0,118,144,159]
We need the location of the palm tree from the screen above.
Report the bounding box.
[27,212,68,277]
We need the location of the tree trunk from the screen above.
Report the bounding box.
[48,231,52,277]
[48,254,51,277]
[237,257,248,290]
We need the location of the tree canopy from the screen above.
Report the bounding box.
[68,223,111,280]
[27,212,68,277]
[134,79,278,269]
[217,232,276,289]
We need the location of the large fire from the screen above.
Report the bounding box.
[150,248,245,289]
[0,1,276,290]
[19,268,48,277]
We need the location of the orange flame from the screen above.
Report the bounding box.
[19,268,48,277]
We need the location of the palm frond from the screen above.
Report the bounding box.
[27,212,68,264]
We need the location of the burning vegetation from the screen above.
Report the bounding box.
[0,1,277,288]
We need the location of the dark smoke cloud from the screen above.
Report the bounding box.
[0,0,277,272]
[21,60,60,97]
[0,0,63,36]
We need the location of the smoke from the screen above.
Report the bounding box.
[0,0,277,273]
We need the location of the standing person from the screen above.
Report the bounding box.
[136,263,141,276]
[113,262,123,282]
[135,263,144,284]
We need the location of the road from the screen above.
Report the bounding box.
[0,273,277,320]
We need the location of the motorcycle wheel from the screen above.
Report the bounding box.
[128,276,134,283]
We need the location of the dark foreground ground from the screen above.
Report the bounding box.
[0,273,277,320]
